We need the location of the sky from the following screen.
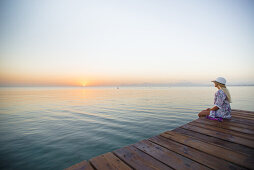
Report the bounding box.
[0,0,254,87]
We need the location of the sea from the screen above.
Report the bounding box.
[0,86,253,170]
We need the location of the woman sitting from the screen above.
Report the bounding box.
[198,77,232,119]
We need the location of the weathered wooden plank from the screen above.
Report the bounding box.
[172,127,254,156]
[113,145,172,170]
[231,112,254,119]
[194,118,254,135]
[231,114,254,120]
[65,160,94,170]
[231,111,254,117]
[188,121,254,140]
[226,117,254,126]
[197,117,254,131]
[133,139,210,170]
[89,152,132,170]
[161,131,253,169]
[148,135,246,170]
[180,123,254,148]
[187,120,254,140]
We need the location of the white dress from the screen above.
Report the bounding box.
[209,89,231,119]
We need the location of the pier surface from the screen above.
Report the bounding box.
[67,109,254,170]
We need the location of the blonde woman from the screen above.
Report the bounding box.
[198,77,232,119]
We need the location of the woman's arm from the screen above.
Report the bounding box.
[208,106,219,111]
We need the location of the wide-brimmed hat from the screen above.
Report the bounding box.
[211,77,226,85]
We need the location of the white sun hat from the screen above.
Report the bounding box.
[211,77,226,85]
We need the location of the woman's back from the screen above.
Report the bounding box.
[211,89,231,119]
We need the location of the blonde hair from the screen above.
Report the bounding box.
[217,83,232,103]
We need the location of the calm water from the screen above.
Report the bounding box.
[0,86,254,170]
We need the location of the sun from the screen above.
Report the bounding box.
[81,82,87,87]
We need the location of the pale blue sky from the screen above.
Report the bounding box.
[0,0,254,86]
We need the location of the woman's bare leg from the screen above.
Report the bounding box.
[198,110,210,117]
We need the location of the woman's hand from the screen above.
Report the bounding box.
[210,106,219,111]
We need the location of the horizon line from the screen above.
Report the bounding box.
[1,84,254,88]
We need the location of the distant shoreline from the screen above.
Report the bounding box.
[1,84,254,88]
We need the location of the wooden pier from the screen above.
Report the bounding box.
[67,109,254,170]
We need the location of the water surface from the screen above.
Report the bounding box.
[0,86,253,169]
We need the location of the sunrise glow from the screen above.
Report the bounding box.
[0,0,253,87]
[81,82,87,87]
